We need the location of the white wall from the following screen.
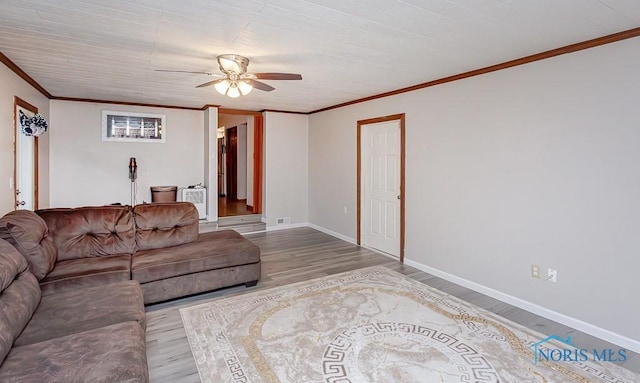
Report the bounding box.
[204,107,218,220]
[264,112,308,227]
[219,114,250,130]
[0,63,50,214]
[49,100,204,207]
[309,38,640,348]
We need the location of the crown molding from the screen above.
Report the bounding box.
[51,96,206,110]
[260,109,309,115]
[310,26,640,114]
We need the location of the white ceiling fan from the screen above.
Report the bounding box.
[157,54,303,98]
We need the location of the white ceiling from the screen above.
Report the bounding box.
[1,0,639,113]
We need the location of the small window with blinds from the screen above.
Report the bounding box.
[102,110,166,143]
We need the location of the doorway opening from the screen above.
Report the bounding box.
[217,109,263,218]
[357,113,405,262]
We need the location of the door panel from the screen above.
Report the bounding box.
[385,201,398,240]
[370,199,382,235]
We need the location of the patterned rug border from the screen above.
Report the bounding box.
[180,266,638,383]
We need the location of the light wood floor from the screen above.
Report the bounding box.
[146,227,639,382]
[217,197,254,217]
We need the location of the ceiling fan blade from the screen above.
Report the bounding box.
[253,73,302,80]
[196,78,226,88]
[246,79,275,92]
[155,69,220,76]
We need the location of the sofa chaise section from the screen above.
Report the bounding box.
[132,202,261,303]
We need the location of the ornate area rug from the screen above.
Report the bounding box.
[180,266,638,383]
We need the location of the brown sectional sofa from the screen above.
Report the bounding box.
[0,201,262,382]
[11,201,261,303]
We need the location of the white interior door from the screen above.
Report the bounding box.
[14,99,38,210]
[362,120,401,257]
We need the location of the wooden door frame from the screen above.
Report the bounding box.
[217,137,225,196]
[225,126,238,200]
[13,96,39,210]
[357,113,405,262]
[218,108,263,214]
[252,115,263,214]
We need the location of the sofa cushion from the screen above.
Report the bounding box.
[39,254,132,295]
[133,202,198,251]
[0,239,41,365]
[0,210,57,280]
[0,321,148,383]
[37,205,135,261]
[132,229,260,284]
[15,280,145,346]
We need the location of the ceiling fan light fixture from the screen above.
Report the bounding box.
[214,79,230,95]
[238,80,253,95]
[227,83,241,98]
[178,53,302,96]
[218,54,249,74]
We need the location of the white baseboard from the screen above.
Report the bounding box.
[242,222,307,235]
[241,222,640,353]
[249,222,357,243]
[265,222,310,232]
[404,258,640,354]
[307,223,357,244]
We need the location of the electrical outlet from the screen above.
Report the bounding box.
[548,268,557,283]
[343,206,348,214]
[531,264,540,278]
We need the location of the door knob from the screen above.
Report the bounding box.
[397,195,401,200]
[16,201,26,206]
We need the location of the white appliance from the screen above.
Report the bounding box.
[180,187,207,219]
